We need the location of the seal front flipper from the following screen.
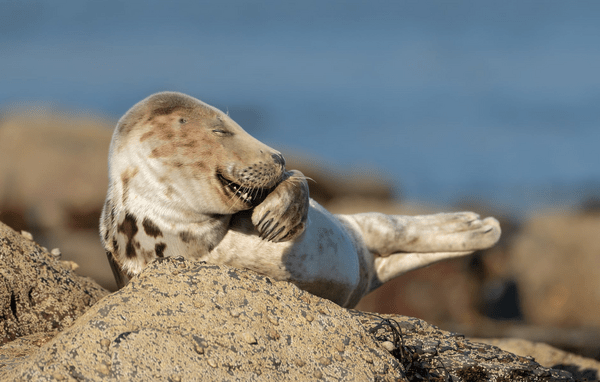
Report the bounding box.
[252,170,309,242]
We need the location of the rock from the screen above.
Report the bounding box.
[0,256,577,381]
[353,311,578,382]
[0,107,117,290]
[0,220,109,345]
[509,210,600,328]
[450,320,600,362]
[0,108,113,231]
[472,338,600,381]
[0,257,402,381]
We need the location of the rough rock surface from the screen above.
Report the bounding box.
[0,221,109,344]
[473,338,600,381]
[0,255,577,381]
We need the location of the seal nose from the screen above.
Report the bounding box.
[271,153,286,168]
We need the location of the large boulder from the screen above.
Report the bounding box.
[0,251,578,381]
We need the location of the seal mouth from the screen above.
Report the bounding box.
[217,172,272,207]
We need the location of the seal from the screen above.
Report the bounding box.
[100,92,501,308]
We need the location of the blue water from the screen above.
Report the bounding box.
[2,0,600,215]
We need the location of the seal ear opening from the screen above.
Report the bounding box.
[106,251,130,289]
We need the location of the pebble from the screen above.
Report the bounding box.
[99,339,111,351]
[313,370,323,379]
[241,332,257,344]
[50,248,62,257]
[96,363,110,375]
[267,314,279,326]
[381,341,396,352]
[318,356,331,366]
[267,329,280,340]
[20,230,33,241]
[194,343,205,354]
[60,260,79,271]
[334,342,345,352]
[304,313,314,322]
[207,358,218,368]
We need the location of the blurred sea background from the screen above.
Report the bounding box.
[2,0,599,216]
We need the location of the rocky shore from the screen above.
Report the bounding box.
[2,220,597,381]
[1,108,600,380]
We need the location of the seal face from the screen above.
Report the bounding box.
[100,92,307,278]
[101,92,501,308]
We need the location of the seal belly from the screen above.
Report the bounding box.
[284,200,361,306]
[212,200,360,306]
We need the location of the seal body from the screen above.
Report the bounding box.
[100,92,501,307]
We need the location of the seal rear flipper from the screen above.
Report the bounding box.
[106,251,130,289]
[371,250,474,291]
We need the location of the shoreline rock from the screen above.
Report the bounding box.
[0,220,597,380]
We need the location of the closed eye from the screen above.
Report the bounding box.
[211,117,232,136]
[212,129,231,136]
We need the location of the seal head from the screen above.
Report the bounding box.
[100,92,294,281]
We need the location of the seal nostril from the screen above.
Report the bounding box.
[271,153,285,167]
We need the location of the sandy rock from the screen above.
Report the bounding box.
[0,220,109,344]
[1,257,402,381]
[0,256,577,381]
